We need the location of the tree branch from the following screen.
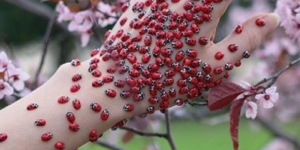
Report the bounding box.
[165,110,177,150]
[120,126,167,138]
[255,58,300,88]
[256,116,300,149]
[96,140,125,150]
[3,0,100,47]
[32,14,57,89]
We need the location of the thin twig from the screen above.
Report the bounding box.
[256,116,300,149]
[120,126,167,138]
[32,14,57,89]
[96,140,125,150]
[255,58,300,88]
[165,110,177,150]
[187,100,208,106]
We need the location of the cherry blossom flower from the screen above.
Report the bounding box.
[55,1,74,22]
[7,68,30,91]
[96,2,117,27]
[255,86,279,109]
[235,81,256,100]
[68,10,94,33]
[0,51,14,72]
[275,0,300,44]
[245,101,258,119]
[0,79,13,99]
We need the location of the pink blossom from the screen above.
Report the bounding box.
[255,86,279,109]
[68,10,94,33]
[96,2,117,27]
[275,0,300,44]
[0,51,14,72]
[235,81,255,100]
[0,79,13,99]
[245,101,258,119]
[80,30,93,47]
[7,68,30,91]
[55,1,74,22]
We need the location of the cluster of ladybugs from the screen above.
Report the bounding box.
[0,0,268,148]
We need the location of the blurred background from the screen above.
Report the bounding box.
[1,0,300,150]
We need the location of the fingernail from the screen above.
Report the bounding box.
[270,13,281,26]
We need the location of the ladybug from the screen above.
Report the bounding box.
[163,57,173,67]
[242,51,251,58]
[127,53,137,64]
[92,69,102,77]
[202,62,212,73]
[90,49,100,57]
[69,123,80,132]
[101,109,110,121]
[148,97,159,104]
[103,75,114,83]
[156,31,167,39]
[205,74,213,82]
[133,92,145,102]
[183,29,194,37]
[228,44,238,52]
[104,30,111,39]
[133,62,144,70]
[172,62,181,72]
[188,88,198,99]
[202,4,213,13]
[125,77,137,87]
[177,79,187,87]
[114,80,125,88]
[166,31,175,42]
[128,44,140,52]
[0,133,7,142]
[105,89,117,98]
[213,67,223,75]
[101,53,110,62]
[90,58,100,64]
[155,39,166,47]
[225,63,234,70]
[57,96,69,104]
[92,80,104,87]
[27,103,38,111]
[161,92,169,101]
[188,77,198,85]
[149,86,157,96]
[71,59,81,66]
[129,69,141,78]
[186,49,197,58]
[132,35,142,42]
[235,25,243,34]
[144,35,152,46]
[163,78,174,86]
[202,13,212,22]
[183,1,194,10]
[145,0,153,6]
[122,2,130,12]
[191,59,201,68]
[160,100,169,109]
[116,29,124,38]
[148,63,159,72]
[169,87,176,98]
[41,132,53,141]
[235,60,242,67]
[179,86,189,94]
[180,68,189,79]
[70,83,81,93]
[118,65,129,74]
[141,69,151,78]
[153,46,161,57]
[146,106,155,114]
[90,103,102,112]
[88,63,98,72]
[66,112,75,123]
[35,119,46,126]
[185,37,196,46]
[72,74,82,82]
[144,78,154,85]
[117,119,128,127]
[121,32,131,42]
[107,66,116,74]
[175,98,184,106]
[123,104,135,112]
[120,90,131,99]
[139,46,150,54]
[256,18,266,27]
[89,130,98,142]
[190,23,200,34]
[151,72,163,80]
[171,40,183,49]
[72,98,81,110]
[130,86,141,94]
[141,53,151,64]
[155,82,164,90]
[198,37,208,45]
[161,48,173,57]
[54,142,65,150]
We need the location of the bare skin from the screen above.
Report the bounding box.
[0,0,280,150]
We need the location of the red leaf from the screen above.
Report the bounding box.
[208,81,245,111]
[230,98,246,150]
[122,131,135,143]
